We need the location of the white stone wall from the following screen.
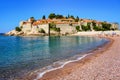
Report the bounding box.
[37,24,49,34]
[31,26,39,34]
[22,23,32,33]
[72,23,79,27]
[56,24,76,34]
[81,22,87,26]
[111,23,119,29]
[19,21,24,27]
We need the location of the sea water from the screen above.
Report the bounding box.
[0,35,108,79]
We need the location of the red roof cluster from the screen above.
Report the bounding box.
[32,18,76,26]
[22,18,103,26]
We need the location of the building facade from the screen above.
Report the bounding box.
[19,18,119,35]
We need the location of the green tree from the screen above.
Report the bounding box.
[49,23,60,32]
[93,26,102,31]
[92,21,96,27]
[87,22,91,31]
[15,27,21,32]
[76,26,80,32]
[56,28,61,32]
[81,25,90,31]
[30,17,36,24]
[101,22,111,31]
[39,28,45,33]
[42,15,46,19]
[49,23,56,28]
[70,15,75,19]
[56,14,64,19]
[68,14,70,18]
[30,17,35,20]
[75,16,79,22]
[48,13,56,19]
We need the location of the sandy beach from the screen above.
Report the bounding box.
[35,31,120,80]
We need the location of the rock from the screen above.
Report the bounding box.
[5,29,62,36]
[17,31,24,35]
[5,30,24,36]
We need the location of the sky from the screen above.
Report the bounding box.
[0,0,120,33]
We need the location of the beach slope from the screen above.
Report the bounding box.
[39,36,120,80]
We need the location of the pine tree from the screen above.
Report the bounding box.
[42,15,46,19]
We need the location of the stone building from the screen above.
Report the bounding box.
[18,17,119,35]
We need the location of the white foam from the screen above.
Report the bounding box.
[34,54,88,80]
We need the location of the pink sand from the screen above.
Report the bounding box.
[39,36,120,80]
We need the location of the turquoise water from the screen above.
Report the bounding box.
[0,35,108,79]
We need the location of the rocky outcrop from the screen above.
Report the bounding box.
[5,30,46,36]
[5,30,24,36]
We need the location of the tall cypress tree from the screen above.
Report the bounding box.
[42,15,46,19]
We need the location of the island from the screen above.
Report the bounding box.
[6,13,119,36]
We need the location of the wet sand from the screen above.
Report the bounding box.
[36,36,120,80]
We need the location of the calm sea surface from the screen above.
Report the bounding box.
[0,35,108,79]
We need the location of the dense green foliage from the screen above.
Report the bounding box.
[101,22,111,31]
[76,26,80,31]
[69,15,75,19]
[93,26,103,31]
[48,13,56,19]
[92,21,96,27]
[75,16,79,22]
[42,15,46,19]
[15,27,21,32]
[30,17,35,20]
[55,28,61,32]
[80,23,91,31]
[76,23,92,32]
[48,13,63,19]
[56,14,64,19]
[87,23,91,31]
[30,17,36,24]
[81,25,90,31]
[48,13,78,20]
[39,29,45,33]
[91,21,112,31]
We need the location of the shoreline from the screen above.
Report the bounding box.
[22,35,113,80]
[36,36,113,80]
[5,31,120,37]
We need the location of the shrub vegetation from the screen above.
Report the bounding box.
[15,27,21,32]
[39,29,45,33]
